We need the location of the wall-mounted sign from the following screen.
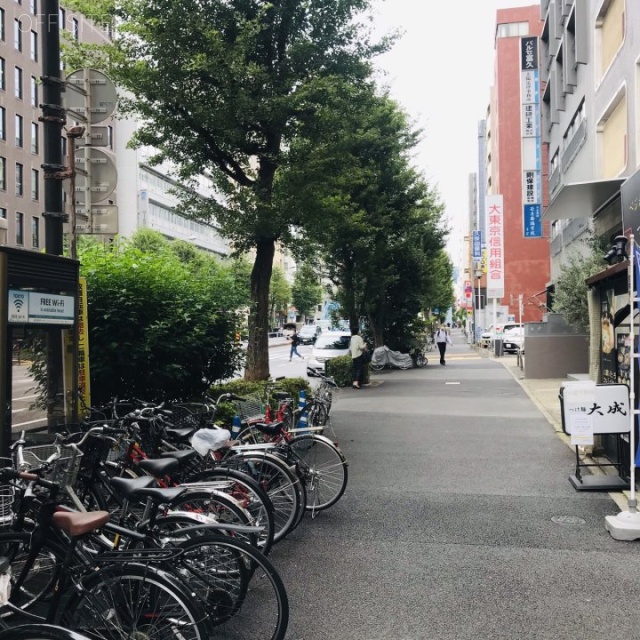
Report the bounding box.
[472,230,482,259]
[520,36,542,239]
[8,290,75,325]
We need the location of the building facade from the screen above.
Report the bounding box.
[483,5,551,326]
[541,0,640,278]
[0,2,229,255]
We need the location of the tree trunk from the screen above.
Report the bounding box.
[245,239,276,381]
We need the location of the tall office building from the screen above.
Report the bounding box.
[484,5,551,324]
[0,2,229,255]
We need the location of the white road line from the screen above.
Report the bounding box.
[13,418,47,428]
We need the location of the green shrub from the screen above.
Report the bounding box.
[326,355,352,387]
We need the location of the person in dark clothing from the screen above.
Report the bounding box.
[289,330,304,361]
[434,325,452,365]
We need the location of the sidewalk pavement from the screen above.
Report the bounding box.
[476,341,630,512]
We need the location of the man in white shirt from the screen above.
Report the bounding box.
[350,328,366,389]
[434,324,452,365]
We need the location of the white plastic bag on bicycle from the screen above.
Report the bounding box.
[191,428,231,456]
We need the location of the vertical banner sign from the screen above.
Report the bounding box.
[464,280,473,306]
[486,195,505,299]
[472,230,482,259]
[77,277,91,417]
[520,36,542,238]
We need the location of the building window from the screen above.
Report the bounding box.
[14,19,21,51]
[16,212,24,245]
[598,92,627,178]
[72,18,79,40]
[30,31,37,61]
[31,168,38,200]
[30,0,36,14]
[0,9,4,42]
[15,114,23,147]
[14,67,22,99]
[0,58,4,90]
[0,208,6,219]
[597,0,625,78]
[31,122,38,153]
[0,107,5,141]
[15,162,23,196]
[30,76,37,107]
[31,216,39,248]
[0,157,5,190]
[496,22,529,38]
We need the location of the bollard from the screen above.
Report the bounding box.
[231,415,242,440]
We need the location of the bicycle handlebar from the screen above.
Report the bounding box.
[0,466,58,491]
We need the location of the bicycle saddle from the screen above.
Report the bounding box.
[254,421,285,436]
[110,474,157,500]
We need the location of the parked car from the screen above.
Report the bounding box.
[308,331,351,372]
[298,325,322,345]
[502,326,524,353]
[480,322,522,348]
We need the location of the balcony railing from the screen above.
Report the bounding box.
[561,118,586,172]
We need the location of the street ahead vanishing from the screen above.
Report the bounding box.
[270,330,640,640]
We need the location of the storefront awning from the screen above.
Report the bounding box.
[542,178,624,220]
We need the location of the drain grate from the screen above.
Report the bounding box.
[552,515,586,525]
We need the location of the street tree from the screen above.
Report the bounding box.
[278,86,447,346]
[66,0,390,380]
[269,267,291,329]
[291,263,323,320]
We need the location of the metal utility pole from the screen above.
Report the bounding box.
[40,0,66,428]
[41,0,66,255]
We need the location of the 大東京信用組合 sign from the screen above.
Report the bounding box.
[8,290,75,325]
[561,381,630,446]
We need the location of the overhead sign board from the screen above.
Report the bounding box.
[8,290,75,325]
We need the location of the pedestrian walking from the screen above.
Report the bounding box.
[288,330,304,361]
[349,327,367,389]
[434,325,452,365]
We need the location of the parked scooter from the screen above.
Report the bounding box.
[369,345,419,371]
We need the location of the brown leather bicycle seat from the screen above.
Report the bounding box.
[52,510,110,537]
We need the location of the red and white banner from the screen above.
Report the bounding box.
[486,195,504,299]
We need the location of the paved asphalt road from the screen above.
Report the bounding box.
[270,329,639,640]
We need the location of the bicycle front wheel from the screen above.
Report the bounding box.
[0,624,93,640]
[174,533,289,640]
[289,434,348,511]
[62,562,209,640]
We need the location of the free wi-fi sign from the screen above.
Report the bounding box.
[9,291,28,323]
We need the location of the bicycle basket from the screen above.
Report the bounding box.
[235,396,266,424]
[167,403,215,429]
[0,458,14,525]
[21,444,83,487]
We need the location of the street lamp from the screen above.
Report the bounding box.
[474,269,483,344]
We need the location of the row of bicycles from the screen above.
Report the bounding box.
[0,370,346,639]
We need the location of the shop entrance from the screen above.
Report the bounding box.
[0,247,79,458]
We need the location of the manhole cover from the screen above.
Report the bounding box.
[552,515,586,525]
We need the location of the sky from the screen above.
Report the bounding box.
[368,0,537,274]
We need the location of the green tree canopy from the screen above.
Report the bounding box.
[276,86,448,347]
[291,263,323,319]
[269,266,291,327]
[67,0,391,380]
